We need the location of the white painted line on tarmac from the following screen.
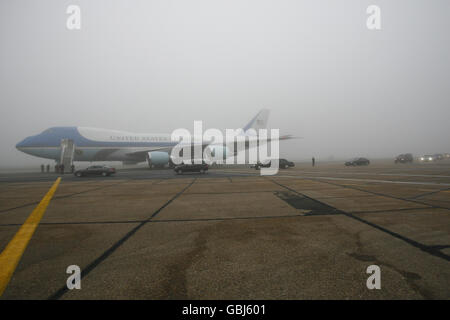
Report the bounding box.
[276,175,450,187]
[299,171,450,178]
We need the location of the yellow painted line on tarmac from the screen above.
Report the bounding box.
[0,177,61,297]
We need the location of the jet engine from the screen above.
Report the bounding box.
[147,151,170,168]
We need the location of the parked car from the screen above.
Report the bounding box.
[253,159,294,169]
[252,160,270,170]
[74,165,116,177]
[395,153,413,164]
[174,161,209,174]
[279,159,295,169]
[434,154,444,161]
[419,155,435,162]
[345,157,370,166]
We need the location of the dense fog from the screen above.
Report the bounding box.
[1,0,449,167]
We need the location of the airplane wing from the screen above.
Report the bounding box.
[125,135,296,162]
[124,109,297,161]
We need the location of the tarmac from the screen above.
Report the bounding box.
[0,160,449,299]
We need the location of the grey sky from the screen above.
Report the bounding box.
[1,0,449,166]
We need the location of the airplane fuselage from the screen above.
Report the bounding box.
[16,127,177,163]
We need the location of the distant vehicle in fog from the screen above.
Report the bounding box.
[74,165,116,177]
[395,153,413,164]
[419,155,435,162]
[253,158,294,169]
[433,154,444,161]
[345,157,370,166]
[445,153,450,159]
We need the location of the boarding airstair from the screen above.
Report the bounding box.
[60,139,75,173]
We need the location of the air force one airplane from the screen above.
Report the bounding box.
[16,109,293,168]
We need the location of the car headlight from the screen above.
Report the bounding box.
[429,157,432,160]
[420,157,424,160]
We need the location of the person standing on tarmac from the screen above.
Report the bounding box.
[41,164,44,173]
[312,157,315,167]
[46,164,50,173]
[60,163,65,174]
[71,164,75,173]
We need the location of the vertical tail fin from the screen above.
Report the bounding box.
[242,109,270,133]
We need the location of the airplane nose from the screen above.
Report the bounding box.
[16,136,32,150]
[16,139,25,149]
